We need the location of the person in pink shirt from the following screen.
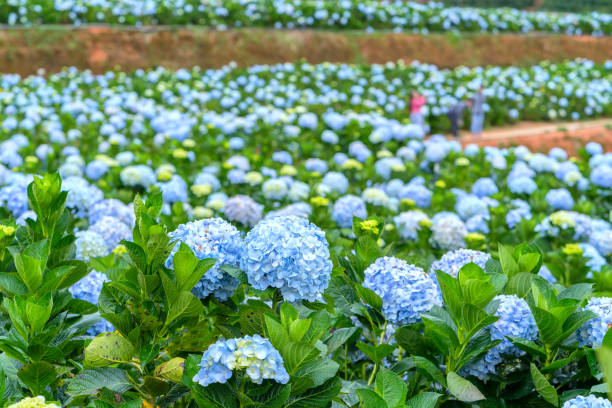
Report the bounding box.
[409,91,427,135]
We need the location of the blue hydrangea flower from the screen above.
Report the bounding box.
[399,184,432,209]
[89,216,132,251]
[430,213,467,250]
[89,199,135,227]
[348,141,371,162]
[265,202,311,220]
[508,176,537,195]
[85,160,109,181]
[579,243,607,273]
[363,257,442,326]
[590,230,612,257]
[157,175,188,204]
[562,395,612,408]
[546,188,574,210]
[555,161,580,181]
[74,230,109,261]
[472,178,499,197]
[586,142,604,156]
[393,210,429,240]
[241,216,332,302]
[62,176,104,218]
[456,195,490,220]
[538,265,557,284]
[262,179,288,200]
[120,165,156,188]
[166,218,244,301]
[577,297,612,348]
[424,143,447,163]
[69,271,114,335]
[591,164,612,189]
[321,172,349,195]
[193,335,289,387]
[222,195,263,227]
[462,295,538,381]
[0,177,30,217]
[430,249,491,278]
[332,195,367,228]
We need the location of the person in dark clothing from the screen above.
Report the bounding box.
[447,100,472,138]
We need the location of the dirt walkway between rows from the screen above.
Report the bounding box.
[458,119,612,155]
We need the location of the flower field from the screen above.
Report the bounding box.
[3,0,612,35]
[0,55,611,407]
[1,1,612,407]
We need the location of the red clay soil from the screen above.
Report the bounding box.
[1,27,612,75]
[460,119,612,155]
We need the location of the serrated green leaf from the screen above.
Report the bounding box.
[446,371,485,402]
[375,367,407,407]
[530,363,558,406]
[84,333,134,368]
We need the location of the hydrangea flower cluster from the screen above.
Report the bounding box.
[562,395,612,408]
[363,257,442,326]
[222,195,263,227]
[577,297,612,347]
[69,271,114,335]
[89,216,132,250]
[7,396,60,408]
[393,210,430,240]
[332,195,367,228]
[430,213,467,250]
[193,335,289,387]
[241,216,332,302]
[74,230,109,261]
[430,249,491,278]
[166,218,245,301]
[462,295,538,380]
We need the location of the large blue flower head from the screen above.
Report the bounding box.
[166,218,244,301]
[85,160,109,181]
[462,295,538,381]
[69,270,114,335]
[62,176,104,218]
[508,176,537,195]
[320,172,349,195]
[546,188,574,210]
[393,210,430,240]
[471,177,498,197]
[562,395,612,408]
[74,230,109,261]
[241,216,332,302]
[456,194,490,220]
[430,249,491,278]
[332,195,367,228]
[89,216,132,251]
[363,257,442,326]
[222,195,263,227]
[591,164,612,189]
[577,297,612,348]
[157,175,188,204]
[120,165,156,188]
[89,199,135,227]
[0,176,31,217]
[193,335,289,387]
[399,184,432,209]
[424,143,447,163]
[590,229,612,257]
[430,213,467,251]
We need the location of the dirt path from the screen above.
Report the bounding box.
[458,118,612,155]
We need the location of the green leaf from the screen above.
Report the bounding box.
[66,367,132,397]
[289,319,312,342]
[375,367,407,408]
[405,392,441,408]
[434,271,462,319]
[220,264,247,285]
[355,285,383,310]
[265,315,290,351]
[530,363,558,406]
[395,326,429,356]
[356,236,380,264]
[17,362,56,395]
[446,372,485,402]
[506,273,534,298]
[0,273,28,295]
[84,333,135,368]
[325,327,358,354]
[285,377,341,408]
[461,303,498,340]
[461,280,496,308]
[531,306,563,347]
[26,293,53,334]
[357,342,395,364]
[356,388,388,408]
[293,359,339,393]
[559,311,596,344]
[412,356,446,387]
[507,337,546,358]
[596,346,612,401]
[499,244,519,278]
[518,252,541,274]
[282,342,320,374]
[12,251,43,293]
[166,291,204,326]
